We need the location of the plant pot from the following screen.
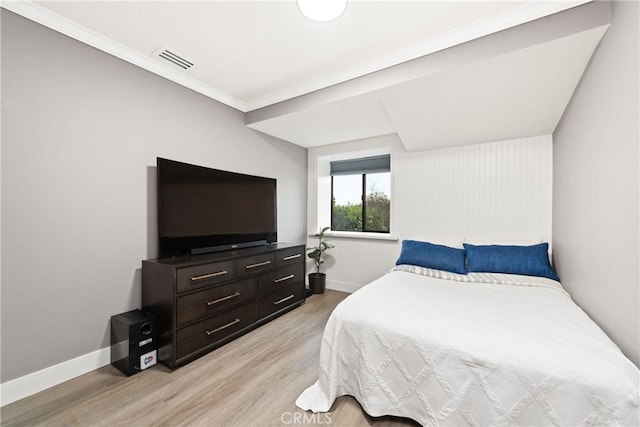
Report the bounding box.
[308,273,326,294]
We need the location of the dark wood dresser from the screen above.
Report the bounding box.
[142,243,306,368]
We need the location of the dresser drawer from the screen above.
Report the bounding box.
[275,246,305,268]
[258,263,304,298]
[176,278,256,327]
[176,303,256,361]
[236,253,274,278]
[257,282,304,319]
[176,261,235,293]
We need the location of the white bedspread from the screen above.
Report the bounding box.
[296,268,640,426]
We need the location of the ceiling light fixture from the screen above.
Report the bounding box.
[297,0,347,22]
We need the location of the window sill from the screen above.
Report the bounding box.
[310,231,399,241]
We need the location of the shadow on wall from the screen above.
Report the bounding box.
[249,129,307,165]
[100,268,143,349]
[306,253,336,274]
[147,166,158,260]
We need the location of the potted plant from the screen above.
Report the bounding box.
[307,226,335,294]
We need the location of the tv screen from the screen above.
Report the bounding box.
[157,158,277,257]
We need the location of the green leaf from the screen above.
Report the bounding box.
[307,249,321,259]
[308,226,333,273]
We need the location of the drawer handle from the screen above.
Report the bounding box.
[205,318,240,336]
[206,292,240,306]
[274,274,295,283]
[273,294,295,305]
[282,254,301,261]
[245,260,271,269]
[190,270,228,281]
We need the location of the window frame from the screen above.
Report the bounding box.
[307,136,397,242]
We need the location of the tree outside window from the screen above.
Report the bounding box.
[330,155,390,233]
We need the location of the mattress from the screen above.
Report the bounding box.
[296,267,640,426]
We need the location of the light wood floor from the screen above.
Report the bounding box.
[1,290,418,427]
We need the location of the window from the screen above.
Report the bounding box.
[330,155,390,233]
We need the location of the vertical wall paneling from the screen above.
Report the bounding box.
[308,134,553,291]
[393,135,552,245]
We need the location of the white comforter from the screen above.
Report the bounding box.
[296,267,639,426]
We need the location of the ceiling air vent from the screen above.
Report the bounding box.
[156,48,193,70]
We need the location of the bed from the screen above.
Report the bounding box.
[296,261,640,425]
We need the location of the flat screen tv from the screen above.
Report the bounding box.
[157,158,277,257]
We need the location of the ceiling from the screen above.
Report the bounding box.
[4,1,609,151]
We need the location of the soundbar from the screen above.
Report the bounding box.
[190,240,268,256]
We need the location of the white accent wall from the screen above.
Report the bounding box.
[308,134,553,291]
[1,9,307,391]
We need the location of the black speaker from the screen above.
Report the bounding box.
[110,309,157,376]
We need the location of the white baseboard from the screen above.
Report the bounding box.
[326,279,362,294]
[0,280,358,406]
[1,346,111,407]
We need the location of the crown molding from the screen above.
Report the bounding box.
[0,0,249,111]
[2,0,592,113]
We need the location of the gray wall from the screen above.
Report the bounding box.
[1,10,307,382]
[553,1,639,366]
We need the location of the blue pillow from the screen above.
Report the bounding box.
[463,243,559,281]
[396,240,467,274]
